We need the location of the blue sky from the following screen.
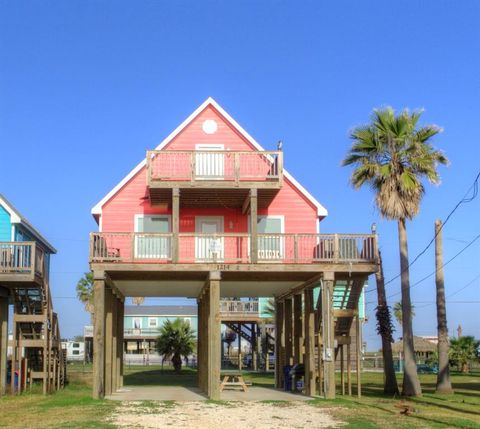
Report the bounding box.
[1,1,479,349]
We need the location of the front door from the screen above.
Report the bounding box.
[195,217,224,261]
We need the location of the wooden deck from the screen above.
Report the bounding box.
[146,150,283,208]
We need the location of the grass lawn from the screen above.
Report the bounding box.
[0,363,479,428]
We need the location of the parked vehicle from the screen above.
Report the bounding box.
[416,363,438,374]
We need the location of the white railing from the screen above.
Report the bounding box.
[90,232,377,265]
[220,300,259,314]
[147,150,283,185]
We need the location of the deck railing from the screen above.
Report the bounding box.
[0,242,45,277]
[90,232,377,265]
[147,150,283,185]
[220,300,259,314]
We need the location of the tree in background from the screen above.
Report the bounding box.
[449,336,480,373]
[374,250,399,394]
[343,107,448,396]
[156,318,196,373]
[393,301,415,326]
[76,272,94,321]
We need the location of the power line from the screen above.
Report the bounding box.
[415,274,480,309]
[366,232,480,305]
[365,168,480,295]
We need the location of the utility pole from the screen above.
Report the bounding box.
[435,220,453,394]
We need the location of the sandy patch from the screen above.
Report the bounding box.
[110,401,344,429]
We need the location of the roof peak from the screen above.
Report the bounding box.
[91,98,327,218]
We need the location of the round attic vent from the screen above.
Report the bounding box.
[202,119,218,134]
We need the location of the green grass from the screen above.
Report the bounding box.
[1,364,479,428]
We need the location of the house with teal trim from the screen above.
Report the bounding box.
[0,194,64,395]
[124,305,198,353]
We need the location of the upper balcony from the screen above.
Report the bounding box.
[146,150,283,208]
[0,242,47,285]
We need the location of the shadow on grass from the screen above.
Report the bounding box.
[124,367,197,387]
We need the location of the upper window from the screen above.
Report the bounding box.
[148,318,158,328]
[257,216,284,234]
[135,215,170,233]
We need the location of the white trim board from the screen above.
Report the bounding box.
[91,97,328,219]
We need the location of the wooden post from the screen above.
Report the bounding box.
[118,299,124,388]
[250,189,258,263]
[172,188,180,263]
[93,277,106,399]
[274,299,285,388]
[251,323,257,371]
[207,271,221,400]
[111,295,118,394]
[347,341,352,396]
[322,273,335,399]
[104,289,113,396]
[284,298,293,367]
[10,314,17,395]
[196,296,202,391]
[0,291,8,395]
[304,288,316,396]
[238,323,242,370]
[356,315,362,398]
[340,345,345,395]
[293,294,303,365]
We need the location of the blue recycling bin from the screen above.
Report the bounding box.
[283,365,292,391]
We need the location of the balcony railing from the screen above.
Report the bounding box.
[90,232,377,265]
[0,242,45,278]
[124,328,159,337]
[147,150,283,186]
[220,300,259,314]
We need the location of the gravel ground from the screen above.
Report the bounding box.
[111,401,344,429]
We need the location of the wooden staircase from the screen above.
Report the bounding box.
[3,244,66,395]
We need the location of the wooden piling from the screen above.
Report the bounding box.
[0,293,8,395]
[93,277,106,399]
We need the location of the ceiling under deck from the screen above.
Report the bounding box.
[101,263,375,298]
[148,187,279,209]
[112,279,300,298]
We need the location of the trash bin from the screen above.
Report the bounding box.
[283,365,292,391]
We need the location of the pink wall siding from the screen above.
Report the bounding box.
[101,105,318,233]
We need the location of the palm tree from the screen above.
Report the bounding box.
[342,107,448,396]
[393,301,415,326]
[76,272,94,320]
[156,318,196,373]
[449,336,480,373]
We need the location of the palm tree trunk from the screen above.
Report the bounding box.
[375,250,399,395]
[398,218,422,396]
[434,220,453,394]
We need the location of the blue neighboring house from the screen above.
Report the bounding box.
[0,194,56,270]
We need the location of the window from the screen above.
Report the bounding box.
[183,317,191,326]
[72,350,80,355]
[148,318,158,328]
[133,318,142,330]
[73,343,80,348]
[134,215,171,259]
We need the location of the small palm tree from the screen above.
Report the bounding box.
[449,336,480,373]
[76,272,94,320]
[343,107,448,396]
[156,319,196,373]
[393,301,415,325]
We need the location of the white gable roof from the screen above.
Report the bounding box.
[91,97,328,218]
[0,194,57,253]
